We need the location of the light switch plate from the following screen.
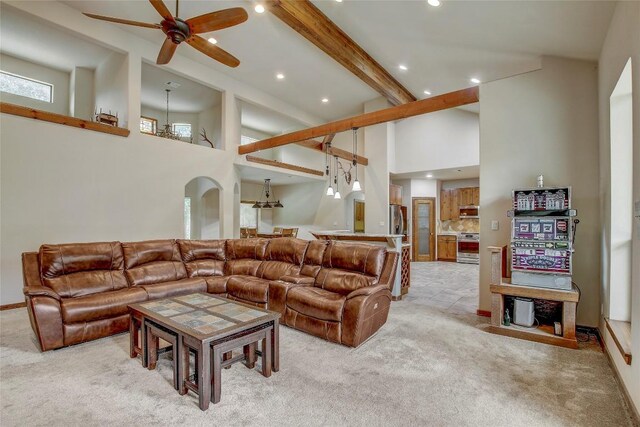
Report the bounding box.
[491,220,499,231]
[379,221,385,227]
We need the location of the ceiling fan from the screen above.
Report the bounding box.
[83,0,248,67]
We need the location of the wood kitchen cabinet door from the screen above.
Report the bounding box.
[472,187,480,206]
[450,189,460,220]
[437,236,457,261]
[460,188,475,206]
[389,184,403,205]
[440,190,451,221]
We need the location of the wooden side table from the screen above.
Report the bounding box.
[486,247,580,349]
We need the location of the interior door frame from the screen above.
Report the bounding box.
[412,197,436,261]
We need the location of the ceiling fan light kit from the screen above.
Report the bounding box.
[83,0,247,67]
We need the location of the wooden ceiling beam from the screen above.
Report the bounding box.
[245,155,324,176]
[294,139,369,166]
[266,0,415,106]
[238,87,479,155]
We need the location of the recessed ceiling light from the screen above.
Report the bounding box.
[426,173,433,178]
[166,81,181,88]
[399,64,408,71]
[335,0,343,2]
[424,90,431,95]
[207,37,217,45]
[276,73,285,80]
[322,98,329,103]
[470,77,481,84]
[427,0,441,7]
[255,4,265,13]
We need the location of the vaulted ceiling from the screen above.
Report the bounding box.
[21,1,617,122]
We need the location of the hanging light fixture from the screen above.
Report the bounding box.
[156,89,181,140]
[325,142,334,196]
[351,127,361,192]
[334,156,341,199]
[252,179,283,209]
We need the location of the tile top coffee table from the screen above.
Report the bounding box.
[129,293,280,410]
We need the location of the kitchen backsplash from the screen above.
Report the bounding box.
[438,218,480,233]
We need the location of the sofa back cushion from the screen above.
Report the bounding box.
[224,238,268,276]
[177,239,226,277]
[256,238,308,280]
[300,240,329,278]
[314,242,387,295]
[122,240,186,287]
[40,242,127,298]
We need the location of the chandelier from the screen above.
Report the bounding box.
[325,127,361,199]
[156,89,182,141]
[252,179,283,209]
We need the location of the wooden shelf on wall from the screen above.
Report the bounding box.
[0,102,130,137]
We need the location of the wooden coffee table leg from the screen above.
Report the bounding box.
[197,342,211,410]
[244,342,256,369]
[211,347,222,404]
[261,330,272,378]
[172,335,180,391]
[146,324,159,370]
[141,316,149,368]
[179,338,189,396]
[272,319,279,372]
[223,351,232,370]
[129,315,137,359]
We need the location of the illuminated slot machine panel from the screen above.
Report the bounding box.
[508,186,576,290]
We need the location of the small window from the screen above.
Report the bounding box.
[0,70,53,103]
[140,116,157,134]
[241,135,259,146]
[172,123,192,138]
[240,202,259,228]
[184,197,192,239]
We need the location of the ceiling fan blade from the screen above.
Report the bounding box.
[83,13,161,29]
[186,7,248,34]
[149,0,175,23]
[156,37,178,65]
[187,35,240,68]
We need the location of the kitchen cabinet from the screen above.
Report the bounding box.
[437,235,457,261]
[472,187,480,206]
[459,188,474,206]
[440,189,460,220]
[389,184,403,205]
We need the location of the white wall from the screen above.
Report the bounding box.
[394,108,479,174]
[185,177,221,240]
[479,56,600,327]
[597,0,640,413]
[0,53,70,115]
[69,66,94,121]
[0,113,238,305]
[197,104,221,149]
[94,52,128,127]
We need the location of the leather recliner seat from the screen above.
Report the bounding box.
[22,237,398,351]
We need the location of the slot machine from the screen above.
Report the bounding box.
[508,184,577,290]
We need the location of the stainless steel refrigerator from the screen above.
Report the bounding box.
[389,205,404,235]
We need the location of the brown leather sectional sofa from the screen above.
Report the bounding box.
[22,238,398,351]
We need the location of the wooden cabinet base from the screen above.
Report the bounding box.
[485,324,578,349]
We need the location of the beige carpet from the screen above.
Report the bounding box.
[0,263,636,426]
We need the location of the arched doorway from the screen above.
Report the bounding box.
[184,176,222,239]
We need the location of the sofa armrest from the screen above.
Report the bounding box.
[22,252,60,301]
[341,285,392,347]
[279,274,315,285]
[378,251,399,290]
[346,284,390,299]
[22,252,64,351]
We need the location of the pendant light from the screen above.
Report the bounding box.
[351,127,361,192]
[326,142,334,196]
[333,155,341,199]
[252,179,283,209]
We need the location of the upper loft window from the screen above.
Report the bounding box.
[140,116,157,135]
[0,71,53,103]
[241,135,259,146]
[172,123,192,138]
